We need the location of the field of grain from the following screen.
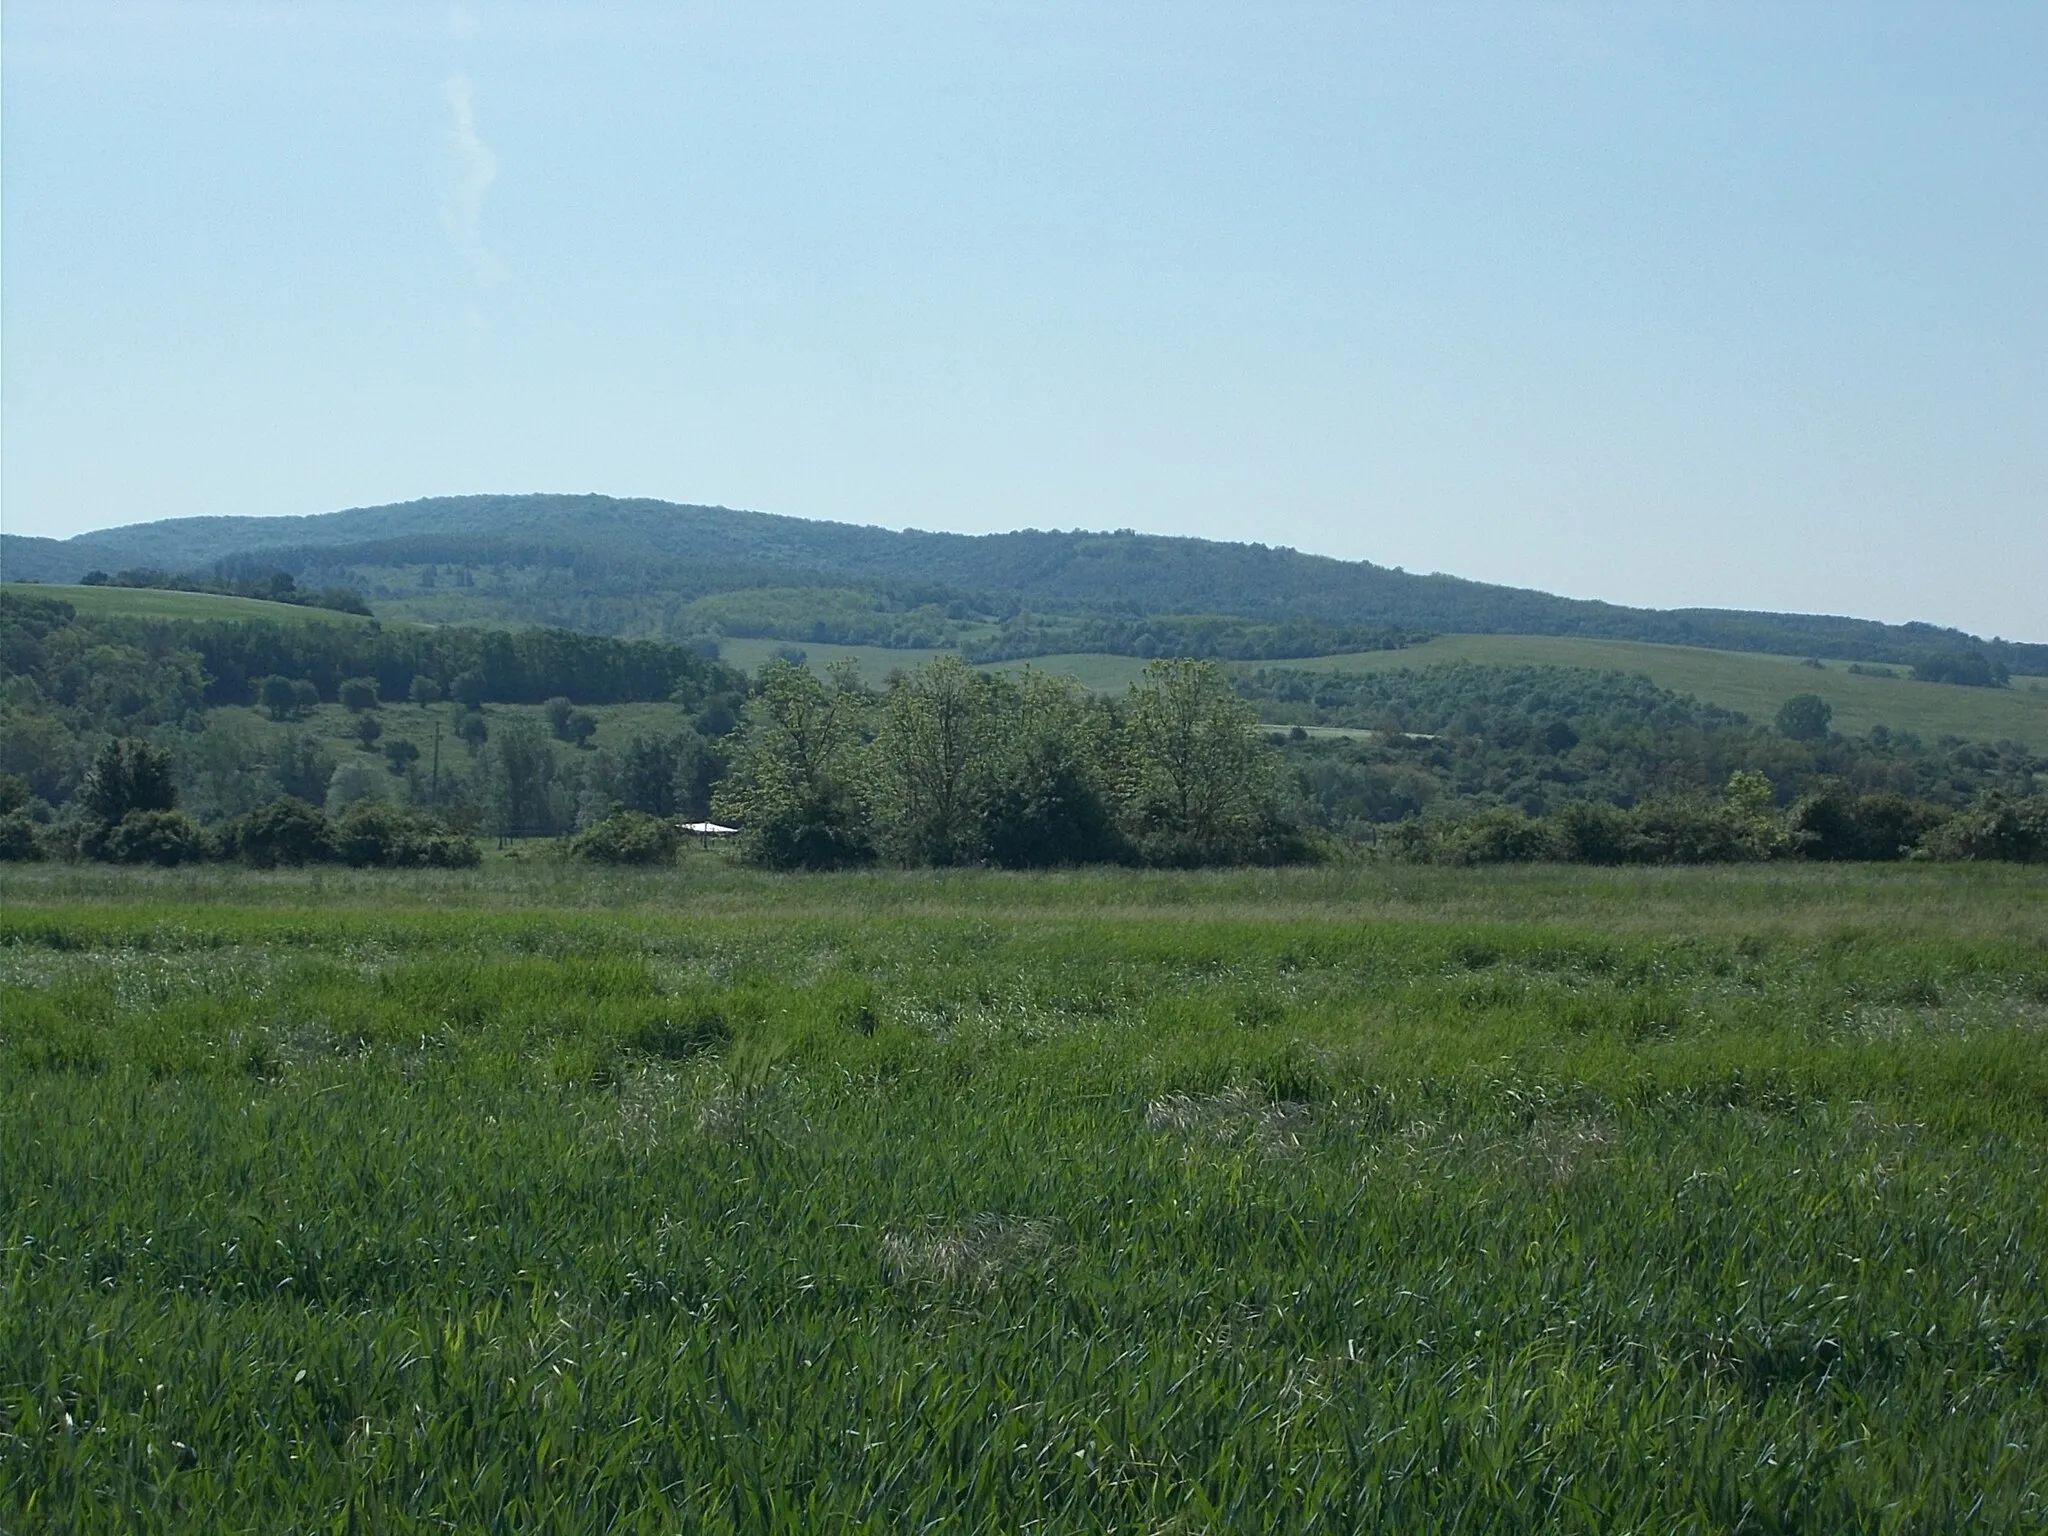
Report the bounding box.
[4,861,2045,1531]
[1,583,376,628]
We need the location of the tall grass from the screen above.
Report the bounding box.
[3,863,2045,1530]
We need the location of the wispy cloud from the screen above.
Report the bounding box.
[441,70,501,281]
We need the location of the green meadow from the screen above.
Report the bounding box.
[721,634,2048,745]
[4,860,2046,1531]
[1,584,377,629]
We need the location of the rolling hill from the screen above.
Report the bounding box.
[6,493,2042,673]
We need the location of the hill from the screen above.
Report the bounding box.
[7,493,2042,672]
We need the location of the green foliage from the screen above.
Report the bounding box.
[714,661,874,869]
[0,811,45,862]
[223,796,333,868]
[1786,781,1947,861]
[329,801,480,868]
[570,810,681,865]
[337,675,380,711]
[99,807,209,866]
[1118,659,1291,865]
[79,737,178,827]
[1776,691,1833,740]
[1918,792,2048,863]
[963,611,1421,663]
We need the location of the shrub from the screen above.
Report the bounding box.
[0,812,45,862]
[331,802,481,869]
[228,797,333,868]
[571,811,681,865]
[1548,800,1633,865]
[80,738,177,826]
[1918,793,2048,863]
[101,809,209,866]
[1787,782,1945,861]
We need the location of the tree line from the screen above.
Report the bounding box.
[710,657,1304,869]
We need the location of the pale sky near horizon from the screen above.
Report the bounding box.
[3,2,2043,641]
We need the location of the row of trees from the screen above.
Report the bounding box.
[1376,773,2048,866]
[714,658,1305,869]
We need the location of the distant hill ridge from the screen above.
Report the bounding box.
[5,493,2041,671]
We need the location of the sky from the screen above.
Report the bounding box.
[3,2,2043,641]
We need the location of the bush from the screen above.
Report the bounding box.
[227,797,333,868]
[101,809,209,866]
[331,802,480,869]
[1918,793,2048,863]
[571,811,681,865]
[0,812,45,862]
[1787,782,1946,862]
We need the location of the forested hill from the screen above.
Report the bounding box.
[6,493,2041,671]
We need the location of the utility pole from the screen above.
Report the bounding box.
[430,719,442,805]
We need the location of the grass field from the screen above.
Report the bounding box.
[4,861,2046,1531]
[720,637,2048,745]
[1263,635,2048,744]
[1,583,378,628]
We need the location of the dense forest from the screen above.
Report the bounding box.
[9,494,2042,673]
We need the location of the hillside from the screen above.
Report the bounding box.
[7,493,2041,672]
[5,583,376,628]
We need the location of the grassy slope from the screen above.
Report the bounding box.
[2,582,375,627]
[983,639,2048,743]
[3,863,2045,1531]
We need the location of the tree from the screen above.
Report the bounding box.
[257,674,307,722]
[80,737,177,827]
[455,710,489,755]
[409,674,444,707]
[1775,693,1832,741]
[384,738,421,776]
[869,656,1001,865]
[1117,659,1285,865]
[562,709,599,749]
[619,734,683,817]
[338,676,381,712]
[713,660,872,869]
[545,696,575,739]
[981,672,1123,868]
[353,714,384,751]
[491,718,558,836]
[451,670,487,709]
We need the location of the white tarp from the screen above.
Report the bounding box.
[680,821,739,836]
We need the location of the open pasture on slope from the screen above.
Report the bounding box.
[4,861,2047,1532]
[0,584,376,630]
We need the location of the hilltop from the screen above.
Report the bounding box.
[7,494,2042,674]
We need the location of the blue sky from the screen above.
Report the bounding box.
[4,2,2043,640]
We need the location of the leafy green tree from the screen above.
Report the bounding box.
[491,718,559,837]
[561,709,599,749]
[455,710,489,755]
[408,674,444,707]
[338,677,380,712]
[1117,659,1284,865]
[713,660,872,869]
[256,674,306,722]
[545,696,575,739]
[80,738,178,828]
[1775,693,1832,741]
[869,656,1002,865]
[980,671,1122,868]
[451,670,487,709]
[384,738,421,776]
[101,808,208,866]
[353,714,384,751]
